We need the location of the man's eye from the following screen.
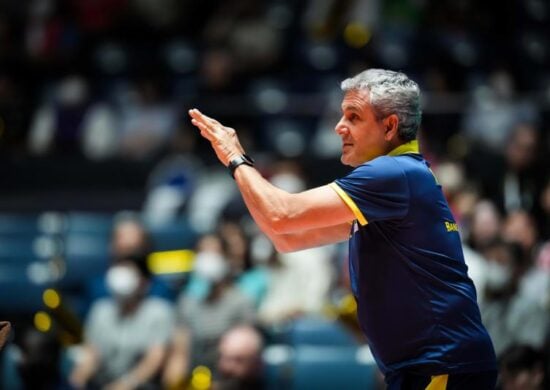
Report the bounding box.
[349,114,358,121]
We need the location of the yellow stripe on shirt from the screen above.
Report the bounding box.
[329,182,368,226]
[425,374,448,390]
[387,140,420,156]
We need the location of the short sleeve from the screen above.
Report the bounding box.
[332,157,410,225]
[144,299,175,345]
[84,299,111,345]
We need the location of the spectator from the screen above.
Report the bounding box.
[215,325,264,390]
[484,124,542,215]
[163,234,255,387]
[467,199,502,252]
[69,255,174,389]
[142,122,204,226]
[480,240,549,356]
[499,345,546,390]
[85,214,172,307]
[257,242,335,328]
[219,221,269,308]
[27,75,92,157]
[462,69,538,153]
[501,209,540,264]
[538,177,550,238]
[0,321,10,351]
[13,327,66,390]
[117,76,178,160]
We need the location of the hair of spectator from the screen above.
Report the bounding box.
[499,344,545,374]
[341,69,422,142]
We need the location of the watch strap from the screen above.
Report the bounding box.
[228,154,254,179]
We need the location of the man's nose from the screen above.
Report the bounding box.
[335,117,347,135]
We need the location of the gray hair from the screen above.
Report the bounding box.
[341,69,421,141]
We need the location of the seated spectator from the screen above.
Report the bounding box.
[480,240,549,356]
[501,208,540,264]
[499,345,546,390]
[462,69,538,153]
[69,255,174,389]
[85,214,173,308]
[215,325,264,390]
[27,75,93,158]
[117,77,177,161]
[467,199,502,252]
[484,124,541,215]
[190,222,269,308]
[13,327,66,390]
[538,177,550,238]
[257,243,335,328]
[163,234,255,388]
[0,321,10,351]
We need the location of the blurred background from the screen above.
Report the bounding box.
[0,0,549,389]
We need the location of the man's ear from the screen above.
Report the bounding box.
[383,114,399,141]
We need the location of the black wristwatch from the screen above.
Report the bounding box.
[228,154,255,179]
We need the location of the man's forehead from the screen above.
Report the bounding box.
[341,89,370,111]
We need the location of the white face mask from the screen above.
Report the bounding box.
[485,261,512,290]
[106,265,141,299]
[193,252,228,283]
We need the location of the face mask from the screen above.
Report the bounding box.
[106,265,141,299]
[194,252,228,283]
[250,234,273,265]
[485,261,512,290]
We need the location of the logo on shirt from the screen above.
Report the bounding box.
[445,221,459,232]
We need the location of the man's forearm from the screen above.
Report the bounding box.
[234,164,294,233]
[234,166,350,252]
[69,345,100,388]
[124,345,166,387]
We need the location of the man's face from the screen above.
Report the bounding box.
[335,90,389,167]
[218,344,258,379]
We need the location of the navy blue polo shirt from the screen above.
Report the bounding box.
[330,141,496,375]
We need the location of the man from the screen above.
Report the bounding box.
[215,325,264,390]
[189,69,497,389]
[0,321,10,351]
[499,345,546,390]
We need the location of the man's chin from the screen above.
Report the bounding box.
[340,155,358,167]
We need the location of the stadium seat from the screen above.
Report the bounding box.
[60,233,110,288]
[147,218,198,251]
[263,344,377,390]
[0,214,40,236]
[65,212,113,235]
[290,345,377,390]
[286,316,359,347]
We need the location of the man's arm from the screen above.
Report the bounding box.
[105,344,168,390]
[68,344,100,389]
[162,327,191,389]
[189,109,356,250]
[246,197,350,252]
[235,167,354,233]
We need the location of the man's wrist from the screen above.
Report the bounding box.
[228,154,255,179]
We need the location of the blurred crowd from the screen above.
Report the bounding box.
[1,0,550,389]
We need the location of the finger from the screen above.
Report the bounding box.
[189,109,221,127]
[191,119,215,141]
